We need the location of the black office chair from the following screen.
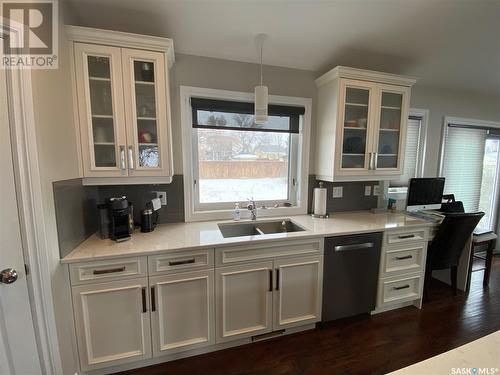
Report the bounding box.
[424,212,484,298]
[440,201,465,213]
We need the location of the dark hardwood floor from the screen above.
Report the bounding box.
[118,257,500,375]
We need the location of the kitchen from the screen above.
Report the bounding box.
[1,1,499,375]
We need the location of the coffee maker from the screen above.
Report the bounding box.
[106,196,133,241]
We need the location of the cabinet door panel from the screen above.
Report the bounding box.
[216,261,273,343]
[74,43,127,177]
[336,79,377,175]
[72,278,151,371]
[151,270,214,356]
[373,84,410,174]
[273,255,323,330]
[121,48,172,177]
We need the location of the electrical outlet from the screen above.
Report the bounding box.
[153,191,167,205]
[373,185,380,196]
[364,185,372,196]
[332,186,343,198]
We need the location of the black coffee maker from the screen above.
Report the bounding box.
[107,196,133,242]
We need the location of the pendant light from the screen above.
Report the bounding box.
[254,33,268,124]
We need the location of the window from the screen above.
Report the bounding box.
[181,87,311,221]
[440,119,500,230]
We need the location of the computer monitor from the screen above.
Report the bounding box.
[406,177,445,212]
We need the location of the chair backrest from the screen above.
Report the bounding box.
[442,194,456,203]
[440,201,465,213]
[428,212,485,270]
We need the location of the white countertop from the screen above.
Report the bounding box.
[388,330,500,374]
[61,211,432,263]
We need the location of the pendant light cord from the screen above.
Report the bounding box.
[260,41,263,86]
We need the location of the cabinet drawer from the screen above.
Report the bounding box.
[382,244,425,277]
[69,257,147,285]
[384,228,428,246]
[148,249,214,275]
[378,273,422,306]
[216,238,323,266]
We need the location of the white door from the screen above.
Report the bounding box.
[150,270,214,356]
[273,255,323,330]
[0,69,42,374]
[121,48,173,177]
[72,278,152,371]
[216,261,273,343]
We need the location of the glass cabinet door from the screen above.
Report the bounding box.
[74,43,127,176]
[122,49,171,176]
[340,83,373,170]
[375,89,406,170]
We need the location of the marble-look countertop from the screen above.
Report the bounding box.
[388,330,500,374]
[61,211,433,263]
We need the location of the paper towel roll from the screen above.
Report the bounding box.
[313,187,327,216]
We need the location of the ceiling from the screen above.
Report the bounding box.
[65,0,500,95]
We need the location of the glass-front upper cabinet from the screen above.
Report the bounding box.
[373,85,409,172]
[74,43,127,177]
[338,80,376,171]
[122,49,171,177]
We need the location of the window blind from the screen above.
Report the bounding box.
[390,118,421,187]
[441,126,487,212]
[191,98,304,133]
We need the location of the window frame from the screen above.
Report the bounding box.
[181,86,312,222]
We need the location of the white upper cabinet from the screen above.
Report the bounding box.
[314,66,415,182]
[67,26,174,185]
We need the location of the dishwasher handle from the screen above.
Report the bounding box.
[333,242,375,252]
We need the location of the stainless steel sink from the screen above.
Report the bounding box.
[218,219,305,238]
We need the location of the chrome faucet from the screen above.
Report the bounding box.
[247,198,257,220]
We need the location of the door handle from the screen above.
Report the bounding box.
[0,268,18,284]
[334,242,374,252]
[141,287,147,313]
[275,269,280,291]
[268,270,272,292]
[128,146,135,170]
[119,145,126,170]
[368,152,373,170]
[151,286,156,312]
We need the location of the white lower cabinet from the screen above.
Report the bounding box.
[215,255,323,343]
[216,261,274,343]
[72,278,152,371]
[150,269,215,356]
[273,255,323,330]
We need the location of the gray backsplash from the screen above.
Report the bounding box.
[308,175,379,213]
[53,176,185,258]
[54,174,377,258]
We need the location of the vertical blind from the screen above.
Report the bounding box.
[390,118,422,186]
[441,126,486,212]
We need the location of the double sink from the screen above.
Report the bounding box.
[218,219,305,238]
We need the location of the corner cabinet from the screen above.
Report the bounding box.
[314,66,416,182]
[67,26,174,185]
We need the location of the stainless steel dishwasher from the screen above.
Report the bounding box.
[322,232,382,322]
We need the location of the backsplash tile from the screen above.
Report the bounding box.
[308,175,379,213]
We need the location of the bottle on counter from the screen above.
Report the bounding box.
[233,203,241,221]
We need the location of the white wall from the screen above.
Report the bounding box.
[30,7,80,374]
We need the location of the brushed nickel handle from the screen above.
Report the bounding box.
[128,145,135,170]
[119,145,126,170]
[0,268,18,284]
[168,259,195,266]
[395,255,413,261]
[93,266,126,275]
[334,242,374,252]
[393,284,410,290]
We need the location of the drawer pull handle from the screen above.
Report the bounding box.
[398,234,415,239]
[93,266,126,275]
[393,284,410,290]
[268,270,272,292]
[141,287,147,313]
[334,243,374,252]
[151,286,156,312]
[168,259,196,266]
[395,255,413,260]
[276,269,280,291]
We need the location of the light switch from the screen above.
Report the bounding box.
[364,186,372,196]
[373,185,380,196]
[332,186,343,198]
